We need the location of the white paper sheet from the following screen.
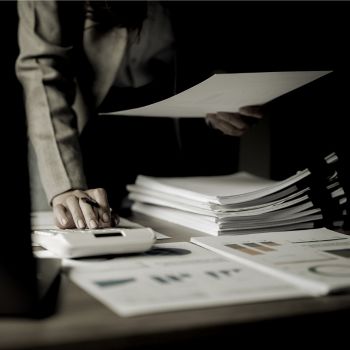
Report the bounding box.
[68,242,308,316]
[191,228,350,295]
[104,71,331,117]
[133,170,311,205]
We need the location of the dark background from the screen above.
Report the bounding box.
[0,0,349,314]
[0,1,37,315]
[171,1,350,209]
[1,0,350,206]
[174,1,349,78]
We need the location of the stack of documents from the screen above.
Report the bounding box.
[128,153,347,235]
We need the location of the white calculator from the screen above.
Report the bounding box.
[32,227,156,258]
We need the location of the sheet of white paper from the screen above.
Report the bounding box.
[31,211,56,230]
[191,228,350,295]
[104,71,331,117]
[68,242,308,316]
[134,170,311,205]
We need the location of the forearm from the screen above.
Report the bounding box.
[16,0,87,203]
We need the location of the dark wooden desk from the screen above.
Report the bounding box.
[1,214,350,350]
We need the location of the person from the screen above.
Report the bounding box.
[16,1,263,230]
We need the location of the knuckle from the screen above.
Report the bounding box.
[94,187,105,196]
[65,196,76,206]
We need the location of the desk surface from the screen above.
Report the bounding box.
[1,214,350,349]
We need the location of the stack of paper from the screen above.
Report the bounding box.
[128,154,347,235]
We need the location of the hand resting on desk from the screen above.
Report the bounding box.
[52,188,115,230]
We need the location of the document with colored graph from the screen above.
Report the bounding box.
[68,242,309,316]
[191,228,350,296]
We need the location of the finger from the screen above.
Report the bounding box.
[110,208,120,227]
[89,188,111,225]
[81,195,99,207]
[216,112,248,131]
[238,105,263,118]
[79,197,99,229]
[206,113,217,127]
[206,113,222,127]
[66,196,86,229]
[53,204,73,228]
[209,118,245,137]
[64,210,75,228]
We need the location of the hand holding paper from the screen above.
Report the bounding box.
[102,71,332,118]
[206,105,264,137]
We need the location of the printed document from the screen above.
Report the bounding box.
[68,242,309,316]
[191,228,350,295]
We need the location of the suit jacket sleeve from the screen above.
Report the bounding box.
[16,0,88,204]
